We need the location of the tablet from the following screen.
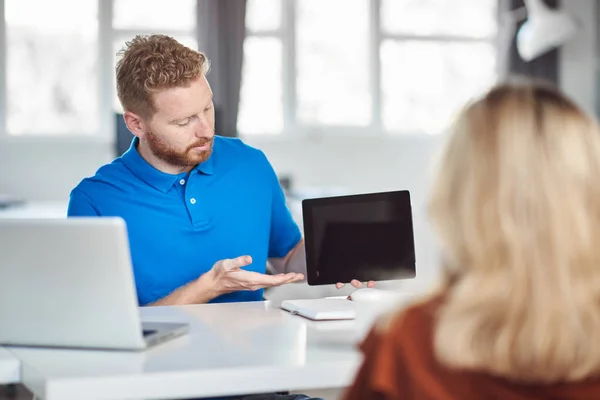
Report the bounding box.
[302,190,416,286]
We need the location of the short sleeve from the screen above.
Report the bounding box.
[67,188,101,217]
[264,157,302,258]
[343,322,410,400]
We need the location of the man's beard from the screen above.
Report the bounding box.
[145,130,214,168]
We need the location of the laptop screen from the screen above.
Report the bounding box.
[302,190,416,285]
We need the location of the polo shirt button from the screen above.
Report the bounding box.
[179,179,186,185]
[190,198,196,204]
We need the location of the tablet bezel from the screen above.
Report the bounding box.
[301,190,416,286]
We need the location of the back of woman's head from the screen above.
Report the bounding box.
[429,80,600,383]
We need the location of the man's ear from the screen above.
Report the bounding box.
[123,111,148,139]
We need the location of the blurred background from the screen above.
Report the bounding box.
[0,0,596,289]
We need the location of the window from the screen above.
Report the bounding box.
[380,0,497,134]
[5,0,99,136]
[237,37,284,135]
[113,0,196,31]
[0,0,495,137]
[296,0,371,127]
[237,0,285,135]
[0,0,198,136]
[239,0,498,135]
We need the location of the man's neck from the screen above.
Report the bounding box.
[136,140,192,175]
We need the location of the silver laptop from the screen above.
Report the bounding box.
[0,217,189,350]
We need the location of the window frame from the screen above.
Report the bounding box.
[240,0,502,138]
[0,0,110,141]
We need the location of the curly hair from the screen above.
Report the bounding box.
[116,34,210,120]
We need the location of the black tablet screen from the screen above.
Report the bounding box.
[302,190,416,285]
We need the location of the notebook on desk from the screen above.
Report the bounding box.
[280,298,356,320]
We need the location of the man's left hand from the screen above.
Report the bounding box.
[335,280,376,289]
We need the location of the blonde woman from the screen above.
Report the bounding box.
[344,81,600,399]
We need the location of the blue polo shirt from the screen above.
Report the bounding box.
[67,136,301,305]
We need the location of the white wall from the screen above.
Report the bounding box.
[0,137,114,202]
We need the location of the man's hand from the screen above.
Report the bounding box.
[335,280,376,289]
[209,255,304,294]
[149,255,304,306]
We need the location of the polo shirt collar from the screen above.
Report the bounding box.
[121,137,214,193]
[194,148,214,175]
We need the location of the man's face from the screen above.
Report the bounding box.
[144,76,215,168]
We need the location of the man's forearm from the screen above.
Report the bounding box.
[147,272,220,306]
[269,239,307,275]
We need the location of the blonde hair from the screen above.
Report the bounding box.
[429,81,600,383]
[116,34,210,120]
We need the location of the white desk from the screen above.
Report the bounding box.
[0,202,67,219]
[0,348,20,384]
[9,301,365,400]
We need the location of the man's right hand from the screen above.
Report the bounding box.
[208,255,304,295]
[149,255,303,306]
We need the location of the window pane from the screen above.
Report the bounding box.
[112,35,198,113]
[246,0,282,32]
[381,0,498,38]
[296,0,371,126]
[381,40,496,134]
[113,0,196,31]
[6,0,98,135]
[238,37,283,135]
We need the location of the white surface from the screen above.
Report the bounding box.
[281,298,356,320]
[0,202,67,219]
[8,301,376,400]
[0,347,20,384]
